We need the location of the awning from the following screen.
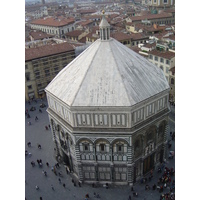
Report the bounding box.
[28,92,34,97]
[38,89,45,94]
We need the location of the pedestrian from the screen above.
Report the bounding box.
[128,195,131,200]
[58,178,61,183]
[51,184,54,190]
[40,197,43,200]
[48,124,51,129]
[45,126,48,130]
[35,116,38,121]
[36,185,39,190]
[46,162,49,167]
[63,183,65,188]
[27,142,31,147]
[38,144,41,149]
[39,109,42,113]
[28,121,31,125]
[78,181,81,187]
[31,161,35,167]
[27,113,30,118]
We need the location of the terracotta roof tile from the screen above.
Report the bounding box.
[149,50,175,60]
[25,42,74,61]
[29,31,53,40]
[65,30,84,37]
[31,16,75,27]
[129,13,172,22]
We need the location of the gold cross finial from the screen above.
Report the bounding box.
[102,10,105,14]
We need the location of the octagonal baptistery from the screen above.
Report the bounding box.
[45,14,170,185]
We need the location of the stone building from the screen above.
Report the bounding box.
[169,66,175,104]
[45,14,170,185]
[25,42,75,101]
[30,16,75,38]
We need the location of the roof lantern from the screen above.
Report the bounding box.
[99,10,110,41]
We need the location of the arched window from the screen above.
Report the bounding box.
[134,139,140,151]
[171,78,174,85]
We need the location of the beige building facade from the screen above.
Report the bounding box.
[25,42,75,101]
[169,66,175,103]
[142,0,175,7]
[30,17,76,38]
[148,50,175,83]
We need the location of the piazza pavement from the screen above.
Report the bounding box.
[25,98,175,200]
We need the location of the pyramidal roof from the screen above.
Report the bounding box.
[45,16,169,107]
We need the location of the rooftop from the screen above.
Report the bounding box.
[25,42,74,61]
[29,30,53,40]
[148,50,175,60]
[31,16,75,27]
[45,38,169,107]
[128,12,172,22]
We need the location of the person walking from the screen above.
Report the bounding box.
[46,162,49,167]
[58,178,61,184]
[35,116,38,121]
[36,185,39,190]
[31,161,35,167]
[63,183,65,188]
[51,184,55,190]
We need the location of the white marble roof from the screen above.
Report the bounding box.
[45,38,169,107]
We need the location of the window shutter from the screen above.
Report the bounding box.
[89,144,93,152]
[113,145,117,153]
[124,144,127,153]
[96,144,99,152]
[106,144,109,152]
[80,144,83,151]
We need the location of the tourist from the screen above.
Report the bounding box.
[27,142,31,147]
[35,185,39,190]
[31,161,35,167]
[51,184,54,190]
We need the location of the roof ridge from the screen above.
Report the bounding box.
[70,40,101,106]
[110,39,132,106]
